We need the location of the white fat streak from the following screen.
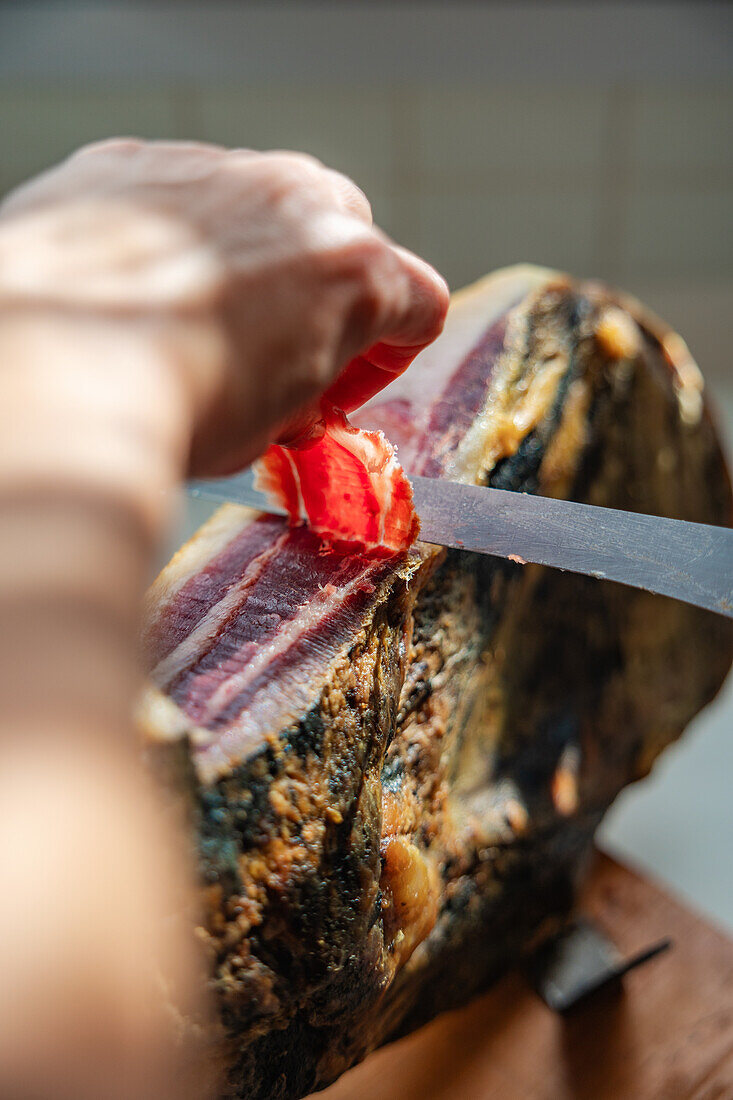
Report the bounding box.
[379,448,403,546]
[285,448,307,521]
[200,566,371,726]
[144,503,259,624]
[149,528,292,690]
[379,451,391,547]
[253,448,306,521]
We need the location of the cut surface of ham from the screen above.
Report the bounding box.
[144,511,397,780]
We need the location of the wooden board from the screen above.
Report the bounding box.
[316,851,733,1100]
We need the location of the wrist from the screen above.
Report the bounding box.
[0,308,203,733]
[0,308,196,537]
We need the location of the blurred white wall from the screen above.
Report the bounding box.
[1,1,731,927]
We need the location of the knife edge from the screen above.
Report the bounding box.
[188,471,733,619]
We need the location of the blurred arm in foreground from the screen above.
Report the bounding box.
[0,139,448,1100]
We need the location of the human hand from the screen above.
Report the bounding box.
[0,139,448,1100]
[1,139,449,473]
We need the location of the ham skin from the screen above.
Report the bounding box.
[140,266,733,1100]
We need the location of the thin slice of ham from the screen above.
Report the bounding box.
[250,265,544,552]
[253,405,418,553]
[252,333,435,553]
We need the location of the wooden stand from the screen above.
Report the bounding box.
[318,851,733,1100]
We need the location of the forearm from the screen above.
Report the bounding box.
[0,308,194,738]
[0,306,216,1100]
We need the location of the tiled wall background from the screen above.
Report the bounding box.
[1,83,732,369]
[1,2,732,927]
[1,3,732,385]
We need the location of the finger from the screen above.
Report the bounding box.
[374,242,450,358]
[324,241,449,413]
[318,354,392,416]
[322,167,373,225]
[241,152,373,230]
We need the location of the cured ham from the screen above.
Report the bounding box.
[141,266,733,1100]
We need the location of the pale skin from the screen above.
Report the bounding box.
[0,140,449,1100]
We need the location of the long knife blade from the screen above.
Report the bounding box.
[188,470,733,619]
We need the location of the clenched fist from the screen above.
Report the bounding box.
[0,139,448,474]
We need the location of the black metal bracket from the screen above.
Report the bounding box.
[526,916,672,1014]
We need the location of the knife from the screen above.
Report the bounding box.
[188,469,733,619]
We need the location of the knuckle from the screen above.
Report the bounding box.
[240,152,332,212]
[337,233,399,289]
[222,147,256,165]
[277,150,325,174]
[332,236,399,335]
[72,137,144,159]
[327,168,372,222]
[263,150,326,185]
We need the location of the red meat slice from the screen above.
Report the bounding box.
[254,403,418,554]
[253,350,424,553]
